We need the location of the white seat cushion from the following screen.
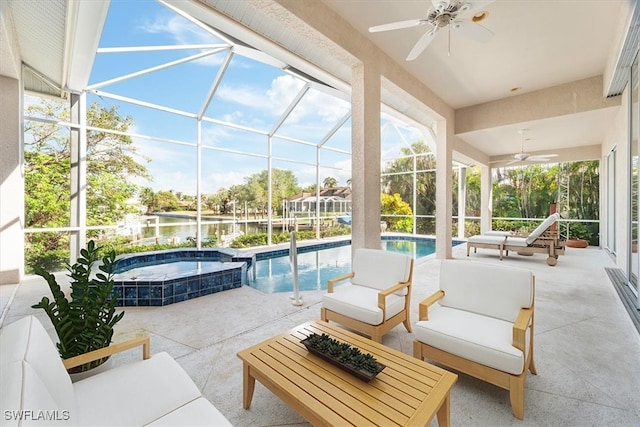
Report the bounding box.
[146,397,232,426]
[322,284,405,325]
[73,352,203,426]
[482,230,510,236]
[504,236,529,247]
[415,306,528,375]
[467,235,505,245]
[525,213,559,244]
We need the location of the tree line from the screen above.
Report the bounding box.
[24,99,600,270]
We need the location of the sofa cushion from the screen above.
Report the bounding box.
[0,316,77,426]
[73,352,203,426]
[351,249,412,296]
[146,397,232,426]
[415,306,529,375]
[322,284,406,325]
[439,261,534,322]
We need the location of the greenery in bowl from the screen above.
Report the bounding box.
[301,333,384,380]
[32,240,124,373]
[567,223,592,241]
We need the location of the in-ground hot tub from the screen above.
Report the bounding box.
[110,248,255,306]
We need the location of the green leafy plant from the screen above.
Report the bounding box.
[32,240,124,373]
[303,333,383,375]
[567,222,592,241]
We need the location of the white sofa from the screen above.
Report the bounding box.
[413,260,536,420]
[0,316,232,426]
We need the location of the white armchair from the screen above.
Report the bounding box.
[321,248,413,343]
[413,260,536,420]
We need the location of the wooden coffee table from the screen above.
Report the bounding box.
[237,320,457,426]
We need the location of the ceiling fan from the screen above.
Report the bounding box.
[492,129,559,166]
[368,0,496,61]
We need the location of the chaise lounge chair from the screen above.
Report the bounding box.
[467,213,565,266]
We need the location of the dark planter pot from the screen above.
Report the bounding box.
[566,239,588,248]
[300,337,385,382]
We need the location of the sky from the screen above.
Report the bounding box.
[84,0,424,195]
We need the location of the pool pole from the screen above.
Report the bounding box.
[289,231,303,306]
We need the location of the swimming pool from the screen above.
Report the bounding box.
[249,237,459,294]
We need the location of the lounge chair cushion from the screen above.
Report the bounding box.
[483,230,510,236]
[504,236,529,247]
[439,261,534,322]
[525,213,559,244]
[322,284,406,325]
[351,248,412,296]
[414,305,529,375]
[467,234,505,245]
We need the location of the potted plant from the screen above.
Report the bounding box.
[32,240,124,376]
[566,223,591,248]
[300,333,385,382]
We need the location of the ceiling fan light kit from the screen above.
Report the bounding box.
[368,0,496,60]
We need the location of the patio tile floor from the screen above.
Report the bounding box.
[2,243,639,426]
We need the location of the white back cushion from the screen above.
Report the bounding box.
[0,316,77,426]
[526,213,559,244]
[351,248,412,295]
[439,261,534,322]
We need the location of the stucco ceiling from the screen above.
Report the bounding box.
[321,0,628,164]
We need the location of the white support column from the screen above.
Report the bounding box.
[435,119,452,259]
[480,164,492,233]
[69,92,87,262]
[457,166,466,239]
[351,62,381,251]
[0,76,24,284]
[267,136,273,245]
[196,119,202,249]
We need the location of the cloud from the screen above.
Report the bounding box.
[139,13,226,67]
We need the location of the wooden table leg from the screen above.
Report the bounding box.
[436,393,451,427]
[242,362,256,409]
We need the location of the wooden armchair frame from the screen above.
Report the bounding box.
[413,285,537,420]
[62,336,150,370]
[321,258,414,343]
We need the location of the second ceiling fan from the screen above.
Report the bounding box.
[492,129,559,166]
[368,0,496,61]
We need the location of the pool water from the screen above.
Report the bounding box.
[250,238,442,294]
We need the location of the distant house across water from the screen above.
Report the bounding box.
[285,186,352,216]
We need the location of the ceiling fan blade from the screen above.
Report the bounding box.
[452,20,494,42]
[527,154,559,162]
[406,28,438,61]
[459,0,496,14]
[369,19,426,33]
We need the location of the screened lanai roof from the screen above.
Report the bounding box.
[4,0,436,161]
